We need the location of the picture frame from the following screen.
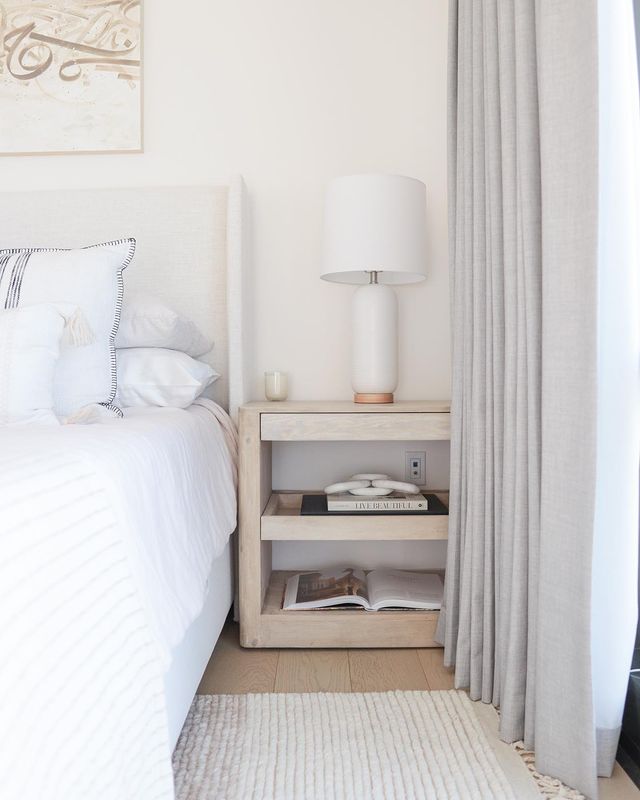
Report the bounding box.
[0,0,143,156]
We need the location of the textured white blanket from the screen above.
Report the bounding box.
[0,401,238,800]
[0,447,174,800]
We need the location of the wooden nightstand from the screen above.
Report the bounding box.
[238,401,451,648]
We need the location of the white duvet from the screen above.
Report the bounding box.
[0,400,237,800]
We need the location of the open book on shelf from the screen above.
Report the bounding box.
[283,567,444,612]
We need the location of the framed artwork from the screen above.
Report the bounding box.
[0,1,142,155]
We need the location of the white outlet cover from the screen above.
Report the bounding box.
[405,451,426,484]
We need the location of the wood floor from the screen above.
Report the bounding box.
[198,621,455,694]
[198,621,640,800]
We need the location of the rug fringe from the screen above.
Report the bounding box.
[513,742,586,800]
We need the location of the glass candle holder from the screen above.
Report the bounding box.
[264,371,288,401]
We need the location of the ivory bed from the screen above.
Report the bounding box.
[0,182,248,797]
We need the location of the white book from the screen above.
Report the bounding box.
[283,567,444,612]
[327,492,428,511]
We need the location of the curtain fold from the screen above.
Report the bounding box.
[437,1,639,797]
[438,0,549,735]
[534,3,599,792]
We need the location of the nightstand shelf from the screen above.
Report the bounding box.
[239,401,451,648]
[259,571,441,648]
[261,491,449,541]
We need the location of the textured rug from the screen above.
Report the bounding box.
[173,690,524,799]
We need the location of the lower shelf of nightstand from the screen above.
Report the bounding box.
[241,570,442,649]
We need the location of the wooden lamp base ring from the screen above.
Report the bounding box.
[354,392,394,404]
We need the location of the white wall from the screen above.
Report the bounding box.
[1,0,450,567]
[1,0,449,402]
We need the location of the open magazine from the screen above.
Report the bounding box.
[283,567,444,611]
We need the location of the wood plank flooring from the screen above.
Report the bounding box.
[198,621,455,694]
[198,622,640,800]
[349,648,431,692]
[274,649,351,693]
[197,623,278,694]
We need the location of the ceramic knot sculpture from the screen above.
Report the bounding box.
[324,474,421,496]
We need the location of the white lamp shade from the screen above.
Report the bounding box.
[321,174,428,285]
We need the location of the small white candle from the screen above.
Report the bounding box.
[265,371,288,401]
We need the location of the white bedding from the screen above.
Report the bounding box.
[0,400,237,800]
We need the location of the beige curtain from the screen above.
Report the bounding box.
[436,1,601,796]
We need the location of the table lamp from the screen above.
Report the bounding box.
[321,173,427,403]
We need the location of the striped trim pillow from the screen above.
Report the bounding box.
[0,239,135,418]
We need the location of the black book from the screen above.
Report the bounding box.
[300,493,448,516]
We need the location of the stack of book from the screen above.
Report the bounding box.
[328,491,428,511]
[300,492,448,516]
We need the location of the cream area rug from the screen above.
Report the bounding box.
[173,690,544,799]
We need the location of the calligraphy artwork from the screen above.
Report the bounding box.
[0,1,142,154]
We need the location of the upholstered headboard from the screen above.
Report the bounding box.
[0,179,249,415]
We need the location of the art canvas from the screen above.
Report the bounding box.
[0,0,142,154]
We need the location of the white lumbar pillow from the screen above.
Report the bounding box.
[0,239,135,417]
[0,304,71,425]
[116,347,219,408]
[116,294,212,356]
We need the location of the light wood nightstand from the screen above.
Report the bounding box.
[238,401,451,648]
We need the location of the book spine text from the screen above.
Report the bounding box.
[327,500,428,511]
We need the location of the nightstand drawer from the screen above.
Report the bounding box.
[260,412,450,441]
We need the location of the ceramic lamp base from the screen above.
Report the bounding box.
[354,392,394,404]
[351,282,398,401]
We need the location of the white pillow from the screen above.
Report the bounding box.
[0,239,135,418]
[116,348,219,408]
[116,294,212,356]
[0,304,69,425]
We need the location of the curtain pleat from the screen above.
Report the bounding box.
[436,2,603,797]
[534,2,599,793]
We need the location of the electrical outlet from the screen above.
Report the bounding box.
[405,451,426,485]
